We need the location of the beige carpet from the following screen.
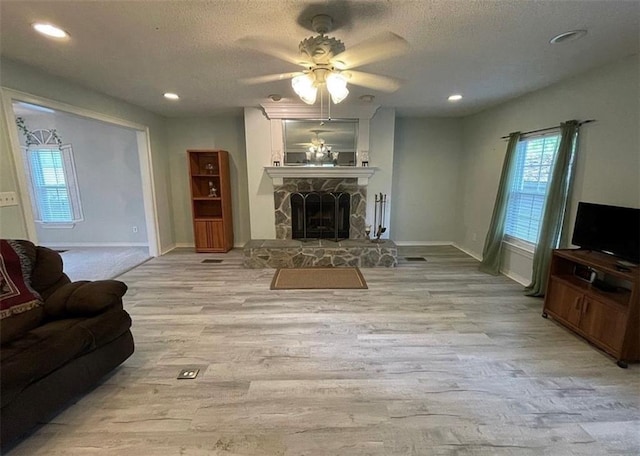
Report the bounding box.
[59,247,151,281]
[270,267,368,290]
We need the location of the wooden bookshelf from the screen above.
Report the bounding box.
[187,150,233,252]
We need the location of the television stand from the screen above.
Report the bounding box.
[543,249,640,367]
[592,278,618,293]
[616,259,638,268]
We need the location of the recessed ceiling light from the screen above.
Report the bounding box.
[359,94,375,103]
[448,94,463,102]
[268,94,282,102]
[32,22,69,39]
[550,30,587,44]
[164,93,180,100]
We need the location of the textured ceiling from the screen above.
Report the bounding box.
[1,1,638,118]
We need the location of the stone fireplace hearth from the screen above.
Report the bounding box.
[243,238,397,268]
[243,174,398,268]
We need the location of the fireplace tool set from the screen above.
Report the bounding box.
[371,193,387,242]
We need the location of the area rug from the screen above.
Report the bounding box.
[270,267,368,290]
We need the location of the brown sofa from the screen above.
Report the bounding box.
[0,240,134,450]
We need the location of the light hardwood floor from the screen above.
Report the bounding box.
[9,246,639,455]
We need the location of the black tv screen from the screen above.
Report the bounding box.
[572,202,640,264]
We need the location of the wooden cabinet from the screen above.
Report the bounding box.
[546,278,584,327]
[188,150,233,252]
[580,296,627,353]
[543,249,639,367]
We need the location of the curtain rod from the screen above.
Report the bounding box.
[501,119,595,140]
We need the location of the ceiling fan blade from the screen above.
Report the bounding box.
[238,37,311,67]
[332,32,409,69]
[345,71,402,92]
[239,72,303,85]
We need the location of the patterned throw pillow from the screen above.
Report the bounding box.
[0,240,44,344]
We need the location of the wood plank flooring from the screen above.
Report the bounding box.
[8,246,639,455]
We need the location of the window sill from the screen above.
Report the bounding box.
[38,222,76,229]
[502,237,535,259]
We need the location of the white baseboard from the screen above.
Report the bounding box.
[501,270,530,286]
[44,242,149,248]
[168,243,244,252]
[452,243,482,261]
[174,242,195,249]
[394,241,454,246]
[161,244,177,255]
[452,243,530,285]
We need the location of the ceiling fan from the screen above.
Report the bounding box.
[240,14,409,105]
[301,129,335,162]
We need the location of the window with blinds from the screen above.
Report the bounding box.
[25,146,83,224]
[504,132,561,245]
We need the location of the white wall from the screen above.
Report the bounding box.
[165,116,250,247]
[0,58,174,252]
[16,111,148,245]
[0,95,27,238]
[4,53,636,267]
[391,117,464,243]
[368,108,396,239]
[244,107,276,239]
[457,54,640,283]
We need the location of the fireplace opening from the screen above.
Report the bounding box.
[291,192,350,240]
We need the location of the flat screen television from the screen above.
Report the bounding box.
[572,202,640,264]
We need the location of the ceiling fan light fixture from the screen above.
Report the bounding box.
[292,74,317,104]
[326,72,349,104]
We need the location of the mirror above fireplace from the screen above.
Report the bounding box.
[283,119,358,166]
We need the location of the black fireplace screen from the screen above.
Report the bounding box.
[291,192,350,240]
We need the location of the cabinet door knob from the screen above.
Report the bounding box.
[574,296,581,310]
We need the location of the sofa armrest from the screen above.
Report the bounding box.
[44,280,128,318]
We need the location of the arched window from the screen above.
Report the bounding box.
[22,129,83,225]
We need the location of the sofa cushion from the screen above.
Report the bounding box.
[32,245,71,300]
[0,309,132,408]
[44,280,127,318]
[1,240,44,344]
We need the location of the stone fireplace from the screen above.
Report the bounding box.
[242,106,397,267]
[274,178,367,240]
[291,191,350,240]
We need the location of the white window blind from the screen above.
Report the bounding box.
[24,146,83,224]
[504,132,561,244]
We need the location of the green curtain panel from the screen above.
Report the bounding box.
[479,132,521,275]
[525,120,580,296]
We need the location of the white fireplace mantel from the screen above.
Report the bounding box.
[264,166,377,186]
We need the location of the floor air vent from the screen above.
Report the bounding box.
[202,259,224,264]
[405,257,427,262]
